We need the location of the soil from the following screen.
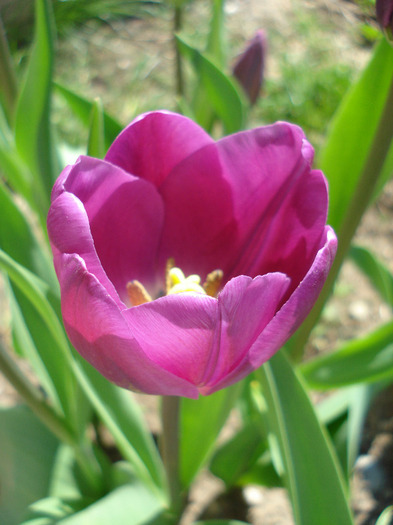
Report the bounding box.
[1,1,393,524]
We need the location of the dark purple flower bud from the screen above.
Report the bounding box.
[376,0,393,40]
[233,30,267,106]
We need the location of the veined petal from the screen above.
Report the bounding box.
[105,111,214,188]
[123,293,218,386]
[58,253,199,398]
[200,273,290,392]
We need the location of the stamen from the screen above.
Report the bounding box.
[203,269,224,297]
[127,280,152,306]
[165,257,175,294]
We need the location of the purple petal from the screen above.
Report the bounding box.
[123,293,218,386]
[105,111,214,187]
[50,156,165,298]
[207,226,337,394]
[200,272,290,389]
[58,253,199,398]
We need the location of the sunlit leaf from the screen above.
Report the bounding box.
[257,350,353,525]
[300,320,393,388]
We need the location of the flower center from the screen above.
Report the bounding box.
[126,259,223,307]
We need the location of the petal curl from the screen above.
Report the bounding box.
[58,253,199,398]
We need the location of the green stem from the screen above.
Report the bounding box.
[0,336,75,446]
[291,69,393,359]
[161,395,183,517]
[174,6,184,97]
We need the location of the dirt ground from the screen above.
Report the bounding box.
[1,0,393,524]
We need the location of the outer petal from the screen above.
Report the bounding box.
[123,293,218,386]
[57,253,199,398]
[105,111,214,187]
[200,273,290,389]
[215,123,328,288]
[204,226,337,394]
[49,156,165,298]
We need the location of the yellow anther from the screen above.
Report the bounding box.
[167,265,205,295]
[203,269,224,297]
[127,280,152,306]
[168,267,186,286]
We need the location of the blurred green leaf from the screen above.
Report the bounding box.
[73,358,166,496]
[210,421,268,488]
[300,320,393,389]
[14,0,60,214]
[257,350,353,525]
[180,383,241,488]
[320,38,393,232]
[0,180,56,286]
[0,405,59,525]
[194,521,250,525]
[349,245,393,307]
[22,482,165,525]
[54,82,123,152]
[206,0,225,68]
[87,98,105,158]
[0,249,86,431]
[176,35,244,134]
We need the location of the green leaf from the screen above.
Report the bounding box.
[0,17,18,125]
[320,38,393,232]
[256,350,353,525]
[73,358,166,496]
[194,520,249,525]
[0,405,59,525]
[54,82,123,152]
[209,421,268,487]
[14,0,59,212]
[22,482,165,525]
[349,245,393,307]
[300,320,393,389]
[206,0,226,68]
[87,98,105,158]
[176,35,244,134]
[180,383,241,488]
[0,249,86,431]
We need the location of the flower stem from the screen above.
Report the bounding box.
[173,6,184,97]
[161,395,183,517]
[0,336,75,446]
[291,69,393,359]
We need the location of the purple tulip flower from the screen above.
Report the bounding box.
[47,111,337,399]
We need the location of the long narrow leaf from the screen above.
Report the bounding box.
[14,0,59,211]
[349,244,393,307]
[176,36,244,134]
[300,320,393,389]
[257,350,353,525]
[320,38,393,232]
[87,98,105,158]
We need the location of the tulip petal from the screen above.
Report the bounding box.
[200,272,290,391]
[57,253,199,398]
[207,226,337,394]
[216,123,328,289]
[50,156,165,298]
[105,111,214,188]
[123,293,218,386]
